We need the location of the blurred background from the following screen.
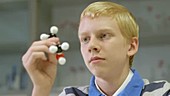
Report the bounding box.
[0,0,170,96]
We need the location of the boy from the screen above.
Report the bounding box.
[22,1,170,96]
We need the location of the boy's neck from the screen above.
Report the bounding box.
[95,68,131,96]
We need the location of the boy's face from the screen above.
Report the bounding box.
[78,16,130,78]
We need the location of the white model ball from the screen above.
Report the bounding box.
[49,45,58,54]
[61,42,69,51]
[40,34,49,40]
[50,26,58,34]
[58,57,66,65]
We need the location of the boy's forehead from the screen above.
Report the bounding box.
[80,14,114,24]
[78,16,119,35]
[79,15,116,27]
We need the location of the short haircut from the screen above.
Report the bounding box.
[80,1,139,67]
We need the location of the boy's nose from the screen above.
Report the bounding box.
[88,39,100,53]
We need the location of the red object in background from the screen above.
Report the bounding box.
[56,53,64,60]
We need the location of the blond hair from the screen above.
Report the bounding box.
[80,1,139,67]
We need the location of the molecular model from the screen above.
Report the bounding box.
[40,26,69,65]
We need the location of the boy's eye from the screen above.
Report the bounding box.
[81,37,90,44]
[100,33,111,39]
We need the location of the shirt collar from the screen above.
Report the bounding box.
[89,69,144,96]
[118,69,144,96]
[94,69,134,96]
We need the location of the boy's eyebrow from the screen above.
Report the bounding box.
[97,28,112,32]
[78,28,114,36]
[78,31,88,36]
[95,27,114,34]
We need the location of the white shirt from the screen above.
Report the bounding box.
[95,70,134,96]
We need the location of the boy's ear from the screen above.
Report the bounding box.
[127,37,139,57]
